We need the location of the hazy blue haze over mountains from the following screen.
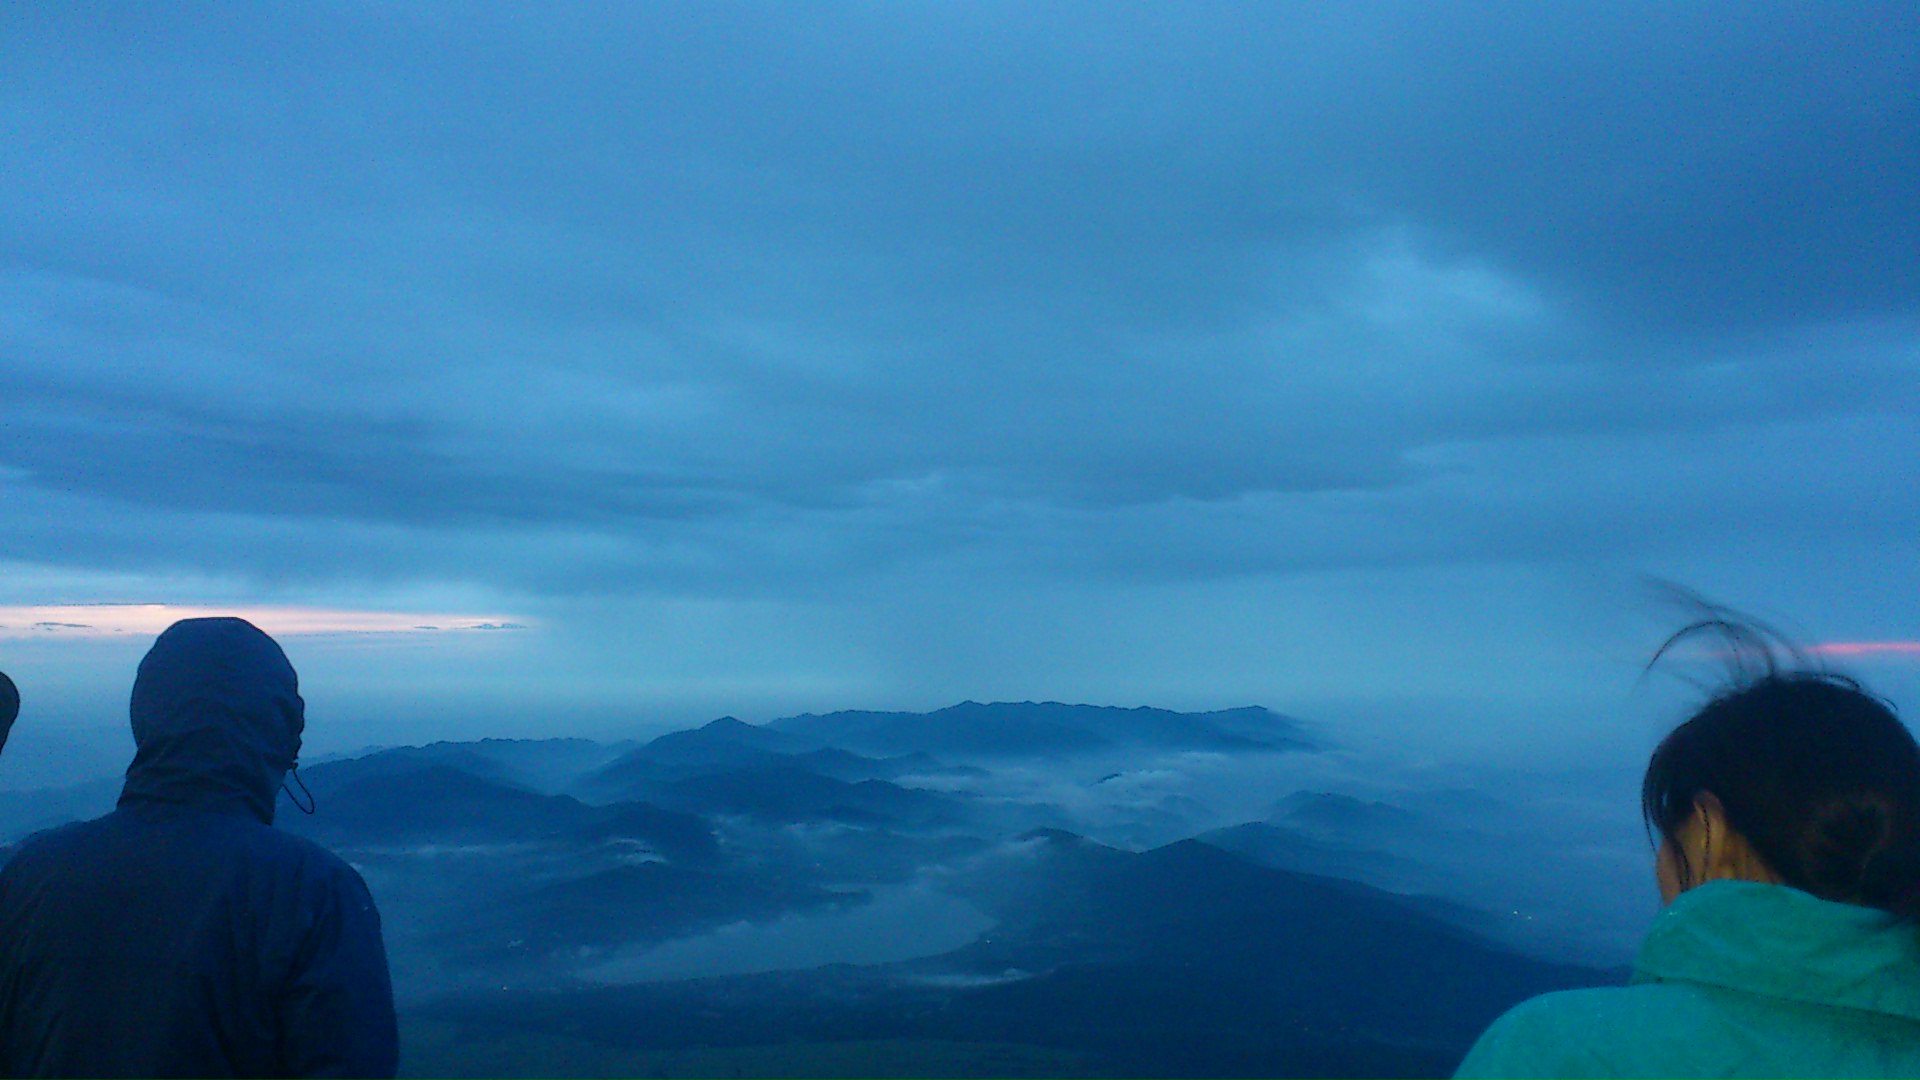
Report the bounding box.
[768,702,1317,757]
[4,6,1909,1072]
[0,702,1641,1077]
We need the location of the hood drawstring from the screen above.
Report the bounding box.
[282,765,316,815]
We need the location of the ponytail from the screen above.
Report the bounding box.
[1643,606,1920,921]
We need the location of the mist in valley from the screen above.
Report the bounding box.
[6,2,1910,1075]
[0,698,1657,1076]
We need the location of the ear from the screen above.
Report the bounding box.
[1691,790,1780,886]
[1692,791,1729,836]
[1691,792,1727,871]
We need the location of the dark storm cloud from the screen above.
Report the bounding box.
[1,1,1915,598]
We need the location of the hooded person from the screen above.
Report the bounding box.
[0,618,398,1078]
[0,670,17,756]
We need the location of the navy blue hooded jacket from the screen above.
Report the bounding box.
[0,618,398,1078]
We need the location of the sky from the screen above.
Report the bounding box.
[2,2,1916,764]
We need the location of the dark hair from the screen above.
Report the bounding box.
[1641,611,1920,919]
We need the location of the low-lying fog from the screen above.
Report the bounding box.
[580,878,996,984]
[0,701,1658,1010]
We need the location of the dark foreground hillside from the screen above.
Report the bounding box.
[398,830,1607,1078]
[402,1024,1102,1080]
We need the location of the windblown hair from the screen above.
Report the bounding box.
[1642,604,1920,919]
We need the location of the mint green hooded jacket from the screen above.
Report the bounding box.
[1455,880,1920,1078]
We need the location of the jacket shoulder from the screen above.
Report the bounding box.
[3,809,369,899]
[231,821,380,910]
[0,815,120,878]
[1454,984,1711,1079]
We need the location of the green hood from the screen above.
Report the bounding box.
[1457,881,1920,1078]
[1632,879,1920,1020]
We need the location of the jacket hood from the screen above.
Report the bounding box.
[0,669,17,756]
[118,617,305,824]
[1633,879,1920,1022]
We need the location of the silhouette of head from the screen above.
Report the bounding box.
[1642,613,1920,917]
[121,618,306,823]
[0,670,17,756]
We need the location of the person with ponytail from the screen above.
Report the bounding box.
[1457,611,1920,1078]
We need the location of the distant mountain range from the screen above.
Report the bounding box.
[769,700,1316,758]
[0,700,1619,1079]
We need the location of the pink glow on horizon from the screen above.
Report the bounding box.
[1809,641,1920,659]
[0,604,530,640]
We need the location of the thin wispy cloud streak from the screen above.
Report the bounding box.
[0,606,528,640]
[1810,643,1920,659]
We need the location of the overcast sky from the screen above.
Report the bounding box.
[2,2,1916,761]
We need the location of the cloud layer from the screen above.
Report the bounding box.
[3,2,1916,741]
